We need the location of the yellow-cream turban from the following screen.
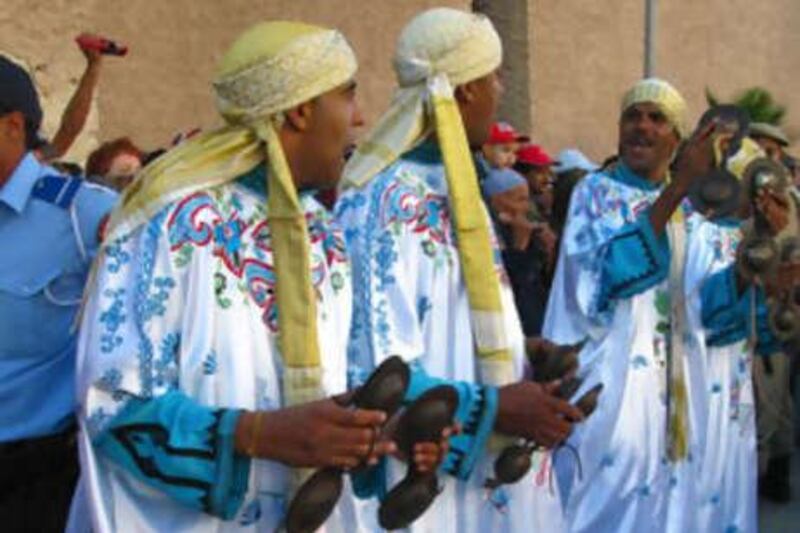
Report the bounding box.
[343,8,513,388]
[98,21,357,407]
[621,78,688,138]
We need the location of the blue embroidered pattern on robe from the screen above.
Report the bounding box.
[99,288,127,354]
[105,234,132,273]
[155,333,180,389]
[203,350,218,376]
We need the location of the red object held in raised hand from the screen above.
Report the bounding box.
[76,34,128,57]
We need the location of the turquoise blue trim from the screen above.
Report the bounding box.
[700,268,778,352]
[93,391,251,519]
[236,163,319,199]
[210,408,251,520]
[236,165,267,198]
[701,267,746,346]
[405,364,498,482]
[609,163,662,192]
[712,216,742,229]
[351,458,388,500]
[401,138,442,165]
[597,211,670,312]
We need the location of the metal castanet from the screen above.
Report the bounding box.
[485,381,603,489]
[687,105,749,219]
[378,385,459,530]
[285,356,411,533]
[688,168,742,219]
[527,339,584,383]
[575,383,604,417]
[737,235,780,283]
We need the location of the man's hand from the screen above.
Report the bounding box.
[755,188,791,235]
[407,424,459,473]
[77,33,104,66]
[649,122,718,236]
[235,398,396,469]
[40,32,107,161]
[497,211,534,251]
[495,381,584,448]
[531,222,557,267]
[378,412,459,473]
[670,122,719,196]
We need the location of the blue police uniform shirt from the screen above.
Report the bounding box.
[0,152,117,441]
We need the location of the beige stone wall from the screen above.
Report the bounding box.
[475,0,534,133]
[526,0,800,163]
[1,0,103,163]
[0,0,468,164]
[4,1,798,166]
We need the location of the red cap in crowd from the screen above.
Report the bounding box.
[516,144,555,167]
[486,122,530,145]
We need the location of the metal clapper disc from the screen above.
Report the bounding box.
[575,383,604,417]
[769,300,800,341]
[528,340,582,383]
[688,169,742,219]
[697,104,750,158]
[378,385,459,530]
[743,157,790,201]
[284,356,411,533]
[736,235,779,283]
[352,355,410,415]
[284,468,344,533]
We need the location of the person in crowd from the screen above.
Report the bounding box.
[35,34,116,162]
[85,137,143,191]
[515,143,557,222]
[0,54,117,531]
[746,120,798,504]
[338,7,583,532]
[481,121,529,170]
[543,78,746,532]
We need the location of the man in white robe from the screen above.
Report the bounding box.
[337,8,583,533]
[69,21,405,533]
[542,79,737,533]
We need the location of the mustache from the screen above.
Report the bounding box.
[623,133,654,147]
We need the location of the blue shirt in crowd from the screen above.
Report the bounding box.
[0,152,117,441]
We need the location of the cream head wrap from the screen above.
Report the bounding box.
[621,78,688,138]
[344,8,502,187]
[344,8,513,387]
[98,21,357,407]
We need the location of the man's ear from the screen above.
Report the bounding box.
[454,81,476,105]
[284,100,315,132]
[2,111,27,144]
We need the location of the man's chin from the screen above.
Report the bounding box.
[621,153,651,174]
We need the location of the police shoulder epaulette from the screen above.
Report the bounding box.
[31,174,82,209]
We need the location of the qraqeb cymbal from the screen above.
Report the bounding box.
[688,168,742,219]
[737,234,780,283]
[285,356,411,533]
[743,157,790,201]
[379,385,459,530]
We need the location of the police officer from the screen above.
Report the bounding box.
[0,55,117,531]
